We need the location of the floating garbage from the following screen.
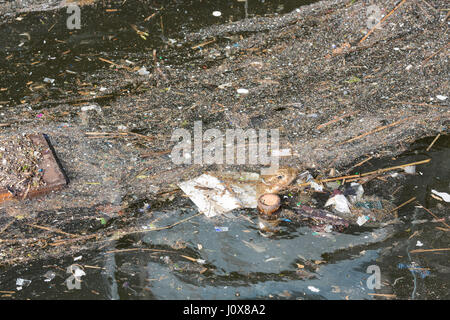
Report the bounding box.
[310,180,323,192]
[178,169,298,217]
[398,263,430,279]
[431,190,450,202]
[214,226,229,232]
[257,193,281,216]
[403,165,416,174]
[16,278,32,290]
[354,200,383,210]
[43,271,56,282]
[177,163,403,231]
[308,285,320,293]
[137,66,150,76]
[236,88,249,95]
[73,268,86,279]
[178,173,258,217]
[43,77,55,84]
[212,11,222,17]
[344,183,364,203]
[290,205,350,231]
[81,104,102,114]
[356,215,370,226]
[218,82,232,89]
[324,191,351,214]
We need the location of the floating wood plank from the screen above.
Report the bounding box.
[0,134,68,204]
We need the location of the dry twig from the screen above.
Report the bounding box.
[359,0,407,44]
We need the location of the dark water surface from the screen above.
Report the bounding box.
[0,0,317,106]
[0,134,447,300]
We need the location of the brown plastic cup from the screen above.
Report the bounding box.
[257,193,281,216]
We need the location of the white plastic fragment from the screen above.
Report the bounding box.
[431,190,450,202]
[81,104,102,114]
[236,88,249,95]
[308,286,320,293]
[73,268,86,278]
[272,149,291,157]
[16,278,31,290]
[310,181,323,192]
[390,172,399,178]
[43,271,56,282]
[436,95,447,101]
[137,66,150,76]
[356,215,370,226]
[179,173,258,217]
[218,82,232,89]
[43,77,55,84]
[265,257,280,262]
[212,11,222,17]
[325,194,351,214]
[416,241,423,247]
[403,165,416,174]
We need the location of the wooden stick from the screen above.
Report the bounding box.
[82,265,105,270]
[389,197,416,213]
[141,150,171,158]
[339,117,410,145]
[120,212,203,234]
[443,11,450,25]
[292,159,431,188]
[410,248,450,253]
[334,159,429,181]
[49,234,99,247]
[426,133,441,151]
[191,38,216,49]
[344,155,374,174]
[422,42,450,64]
[26,223,78,238]
[0,220,14,234]
[50,212,202,247]
[105,248,175,254]
[144,13,157,21]
[415,202,450,229]
[85,131,154,142]
[367,293,397,298]
[392,100,447,108]
[181,255,200,263]
[316,112,356,130]
[359,0,407,44]
[98,57,132,71]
